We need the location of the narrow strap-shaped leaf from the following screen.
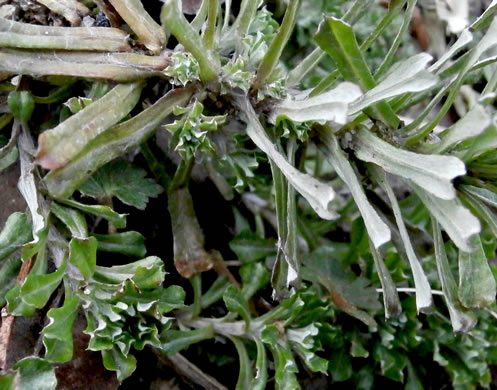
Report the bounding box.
[319,128,390,248]
[36,82,144,170]
[458,235,496,309]
[371,166,433,313]
[314,16,399,128]
[250,338,268,390]
[410,183,480,252]
[161,326,215,355]
[229,336,252,390]
[58,199,127,229]
[235,95,337,220]
[109,0,166,54]
[0,18,130,51]
[223,285,251,329]
[432,219,477,332]
[43,86,193,199]
[354,127,465,200]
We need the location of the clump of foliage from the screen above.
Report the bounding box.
[1,0,497,388]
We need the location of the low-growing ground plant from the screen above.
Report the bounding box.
[1,0,497,388]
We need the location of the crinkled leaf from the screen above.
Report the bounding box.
[270,343,300,390]
[101,346,137,382]
[269,82,362,124]
[68,237,97,280]
[411,184,480,252]
[458,235,496,309]
[93,231,146,258]
[51,202,87,238]
[93,256,166,290]
[223,285,251,328]
[161,326,215,355]
[80,160,163,210]
[43,293,80,363]
[36,82,144,170]
[59,199,127,229]
[0,257,22,307]
[0,212,32,260]
[320,130,390,248]
[236,95,337,220]
[355,127,465,200]
[350,54,438,114]
[229,231,276,264]
[432,219,477,332]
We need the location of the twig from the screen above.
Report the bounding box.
[155,351,228,390]
[0,256,34,370]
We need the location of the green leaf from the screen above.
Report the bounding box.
[200,276,229,309]
[271,343,300,390]
[329,348,352,381]
[93,231,146,258]
[18,261,65,309]
[0,145,18,173]
[0,257,22,307]
[102,346,137,382]
[229,231,276,264]
[0,212,32,260]
[223,285,251,328]
[460,185,497,208]
[80,160,163,210]
[314,16,399,128]
[373,343,407,382]
[355,127,466,200]
[43,293,80,363]
[93,256,166,290]
[161,326,215,355]
[58,199,127,229]
[432,219,476,333]
[458,235,497,309]
[229,336,252,390]
[35,82,144,170]
[319,129,390,249]
[68,237,97,280]
[50,202,88,238]
[10,357,57,390]
[250,338,268,390]
[8,91,35,122]
[269,82,362,125]
[240,263,270,300]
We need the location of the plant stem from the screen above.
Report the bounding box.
[287,47,326,87]
[203,0,218,50]
[190,273,202,318]
[233,0,259,40]
[191,0,209,32]
[253,0,301,90]
[161,0,220,82]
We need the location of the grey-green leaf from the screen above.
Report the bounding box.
[223,285,251,328]
[58,199,127,229]
[68,237,97,280]
[93,231,146,258]
[51,202,88,238]
[0,212,32,260]
[458,235,497,309]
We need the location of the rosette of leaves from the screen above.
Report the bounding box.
[163,52,201,86]
[165,99,227,160]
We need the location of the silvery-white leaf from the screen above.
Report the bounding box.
[436,0,469,34]
[354,127,465,200]
[372,166,433,313]
[471,0,497,30]
[429,29,473,72]
[411,183,480,252]
[17,127,46,243]
[350,54,438,114]
[431,104,491,154]
[269,82,362,124]
[320,130,390,248]
[236,95,338,220]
